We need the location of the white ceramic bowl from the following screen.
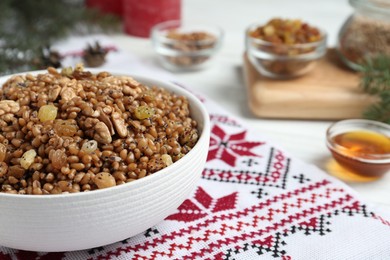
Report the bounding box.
[0,70,210,252]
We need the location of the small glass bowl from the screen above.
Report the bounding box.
[151,20,224,71]
[245,22,327,79]
[326,119,390,179]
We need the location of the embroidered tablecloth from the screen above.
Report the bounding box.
[0,36,389,260]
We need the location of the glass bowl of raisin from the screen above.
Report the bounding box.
[151,20,224,71]
[246,18,327,79]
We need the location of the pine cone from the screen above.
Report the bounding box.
[82,41,108,67]
[32,46,62,69]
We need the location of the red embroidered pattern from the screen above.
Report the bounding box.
[166,187,238,222]
[202,168,271,185]
[208,124,264,167]
[269,150,286,182]
[209,114,240,127]
[1,106,389,260]
[93,180,359,259]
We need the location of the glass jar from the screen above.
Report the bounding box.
[337,0,390,70]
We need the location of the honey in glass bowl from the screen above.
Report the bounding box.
[326,119,390,181]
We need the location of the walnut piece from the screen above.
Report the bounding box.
[0,100,20,116]
[60,87,76,101]
[111,112,128,138]
[98,108,114,135]
[48,86,61,101]
[94,122,112,144]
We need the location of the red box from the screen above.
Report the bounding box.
[123,0,181,38]
[86,0,123,16]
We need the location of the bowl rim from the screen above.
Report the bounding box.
[151,20,225,47]
[326,118,390,163]
[0,69,210,199]
[350,0,390,15]
[245,21,328,49]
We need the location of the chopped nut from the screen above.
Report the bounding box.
[94,172,116,189]
[0,100,20,116]
[94,122,112,144]
[0,144,6,162]
[111,112,128,138]
[0,162,8,177]
[60,87,76,101]
[98,108,114,135]
[161,154,173,166]
[48,86,61,101]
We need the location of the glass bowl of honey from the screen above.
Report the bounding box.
[326,119,390,181]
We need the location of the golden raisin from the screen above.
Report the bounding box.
[38,104,58,122]
[134,106,155,120]
[20,149,37,170]
[249,18,321,45]
[49,149,67,170]
[54,119,78,137]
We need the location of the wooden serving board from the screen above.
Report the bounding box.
[243,49,378,120]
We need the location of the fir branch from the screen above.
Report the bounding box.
[359,55,390,94]
[360,55,390,123]
[363,91,390,124]
[0,0,121,75]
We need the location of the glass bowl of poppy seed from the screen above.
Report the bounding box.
[0,66,210,252]
[151,20,224,71]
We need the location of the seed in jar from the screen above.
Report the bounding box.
[81,140,98,154]
[20,149,37,170]
[38,104,58,122]
[134,106,155,120]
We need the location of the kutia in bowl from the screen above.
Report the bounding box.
[246,18,327,79]
[0,66,210,251]
[151,20,224,71]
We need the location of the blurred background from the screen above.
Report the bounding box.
[0,0,352,75]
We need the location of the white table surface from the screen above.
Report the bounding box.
[112,0,390,212]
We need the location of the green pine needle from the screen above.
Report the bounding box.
[363,91,390,124]
[0,0,120,75]
[360,55,390,123]
[360,55,390,94]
